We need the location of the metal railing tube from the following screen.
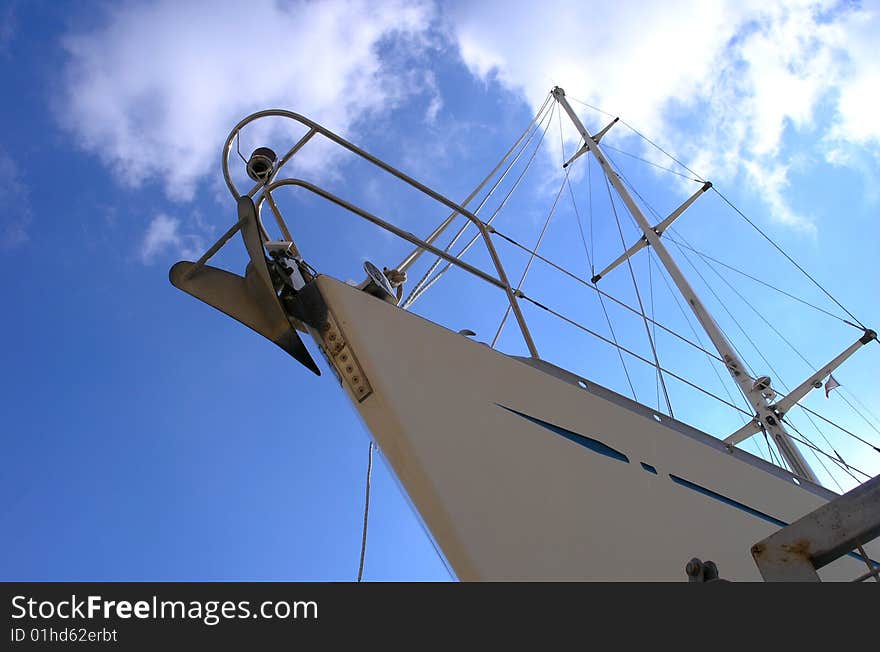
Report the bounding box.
[253,178,539,357]
[221,109,538,357]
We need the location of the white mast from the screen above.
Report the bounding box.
[550,87,819,481]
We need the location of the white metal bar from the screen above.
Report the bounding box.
[262,186,295,245]
[591,116,619,144]
[724,418,760,446]
[552,86,817,482]
[221,109,541,359]
[184,219,245,280]
[562,144,588,169]
[261,178,540,359]
[654,182,712,235]
[593,237,648,282]
[562,117,618,169]
[773,330,876,415]
[593,182,709,283]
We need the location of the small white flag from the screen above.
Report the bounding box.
[824,374,841,398]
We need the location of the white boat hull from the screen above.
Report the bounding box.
[310,276,878,581]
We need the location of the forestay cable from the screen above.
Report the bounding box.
[402,94,553,307]
[404,101,558,308]
[491,159,570,347]
[397,93,553,275]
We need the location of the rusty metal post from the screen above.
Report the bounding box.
[751,473,880,581]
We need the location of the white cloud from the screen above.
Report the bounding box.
[0,149,30,248]
[0,3,15,54]
[140,213,205,263]
[443,0,880,233]
[826,6,880,146]
[423,70,443,124]
[56,0,880,236]
[58,0,436,201]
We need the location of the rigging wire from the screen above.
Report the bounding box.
[667,223,880,449]
[487,228,728,375]
[670,226,805,379]
[606,146,876,472]
[584,99,877,484]
[404,101,558,308]
[413,93,877,483]
[784,409,856,485]
[663,236,855,327]
[612,160,761,381]
[565,130,637,400]
[843,389,880,432]
[777,424,872,479]
[782,417,867,482]
[559,100,695,406]
[798,404,880,454]
[599,148,878,478]
[569,94,706,182]
[518,293,754,417]
[569,169,591,267]
[711,187,867,330]
[567,96,617,120]
[646,251,753,422]
[763,430,785,470]
[666,227,880,458]
[601,143,703,182]
[664,230,877,473]
[461,115,766,411]
[588,156,595,272]
[571,93,866,332]
[618,118,706,181]
[491,132,570,347]
[688,243,880,464]
[402,95,554,308]
[838,391,880,438]
[572,93,866,333]
[602,168,674,416]
[604,153,760,380]
[783,415,854,489]
[649,249,660,411]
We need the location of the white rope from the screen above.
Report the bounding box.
[357,440,374,582]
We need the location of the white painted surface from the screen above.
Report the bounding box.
[313,276,878,581]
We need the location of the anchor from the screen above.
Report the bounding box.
[169,194,320,375]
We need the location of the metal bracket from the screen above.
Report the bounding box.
[685,558,725,582]
[319,309,373,403]
[751,473,880,581]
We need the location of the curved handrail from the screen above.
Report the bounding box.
[255,179,505,291]
[222,109,539,358]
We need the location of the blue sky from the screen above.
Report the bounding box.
[2,0,879,581]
